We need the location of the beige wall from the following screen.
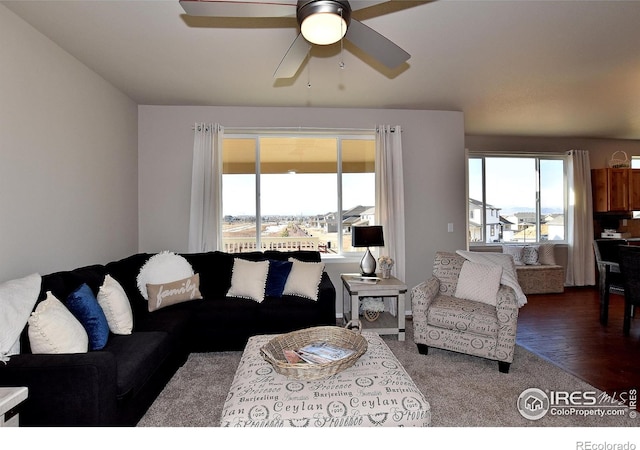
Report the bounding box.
[465,134,640,169]
[0,5,139,282]
[138,106,466,314]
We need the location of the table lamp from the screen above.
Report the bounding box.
[352,225,384,277]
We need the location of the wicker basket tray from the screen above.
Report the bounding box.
[260,325,368,381]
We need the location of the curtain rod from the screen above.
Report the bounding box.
[190,125,396,133]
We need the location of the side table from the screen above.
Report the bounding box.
[341,274,407,341]
[0,387,28,427]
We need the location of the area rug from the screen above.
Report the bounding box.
[138,324,638,427]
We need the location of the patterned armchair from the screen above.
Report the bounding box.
[411,252,519,373]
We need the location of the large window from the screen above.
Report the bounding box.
[221,132,376,254]
[468,154,567,244]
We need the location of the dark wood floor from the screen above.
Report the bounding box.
[516,286,639,403]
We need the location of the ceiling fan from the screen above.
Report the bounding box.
[179,0,412,78]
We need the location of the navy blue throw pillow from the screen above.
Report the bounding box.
[265,260,293,297]
[66,283,110,351]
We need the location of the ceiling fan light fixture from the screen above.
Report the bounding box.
[298,1,351,46]
[301,13,346,45]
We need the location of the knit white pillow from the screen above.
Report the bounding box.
[226,259,269,303]
[98,275,133,335]
[28,292,88,354]
[454,261,503,306]
[502,245,525,266]
[137,251,194,300]
[282,259,325,301]
[538,243,556,265]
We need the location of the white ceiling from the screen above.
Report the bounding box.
[4,0,640,139]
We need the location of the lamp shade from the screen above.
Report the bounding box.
[352,226,384,248]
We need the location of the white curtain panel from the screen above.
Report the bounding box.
[566,149,595,286]
[188,123,223,253]
[375,125,406,316]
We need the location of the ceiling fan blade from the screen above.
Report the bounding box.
[345,18,410,69]
[180,0,297,18]
[274,33,312,78]
[349,1,388,12]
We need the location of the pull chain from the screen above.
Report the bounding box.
[339,8,345,69]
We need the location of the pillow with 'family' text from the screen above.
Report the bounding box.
[136,251,194,300]
[146,274,202,312]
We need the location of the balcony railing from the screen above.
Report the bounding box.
[222,236,322,253]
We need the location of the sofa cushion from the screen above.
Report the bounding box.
[104,254,153,318]
[264,250,321,263]
[40,265,107,307]
[227,258,269,303]
[182,251,234,298]
[97,274,133,335]
[66,283,110,351]
[28,291,89,354]
[105,331,173,398]
[146,274,203,312]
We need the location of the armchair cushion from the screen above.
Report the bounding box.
[427,295,500,338]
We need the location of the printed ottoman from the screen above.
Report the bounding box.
[220,331,431,427]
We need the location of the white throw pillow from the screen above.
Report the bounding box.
[538,243,556,265]
[28,292,88,354]
[454,261,503,306]
[98,275,133,335]
[226,259,269,303]
[502,245,525,265]
[137,251,194,300]
[282,258,325,301]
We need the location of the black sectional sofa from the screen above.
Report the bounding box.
[0,250,336,426]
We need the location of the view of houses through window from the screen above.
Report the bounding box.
[468,155,566,244]
[221,133,376,254]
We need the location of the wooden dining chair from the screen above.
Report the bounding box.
[617,245,640,336]
[593,239,627,325]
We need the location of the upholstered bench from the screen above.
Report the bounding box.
[220,332,431,427]
[515,264,565,294]
[470,244,567,295]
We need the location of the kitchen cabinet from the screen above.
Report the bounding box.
[592,168,640,212]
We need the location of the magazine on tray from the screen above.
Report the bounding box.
[282,342,355,364]
[299,342,355,363]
